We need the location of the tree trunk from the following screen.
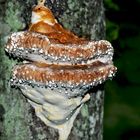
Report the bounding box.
[0,0,105,140]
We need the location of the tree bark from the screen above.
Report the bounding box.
[0,0,105,140]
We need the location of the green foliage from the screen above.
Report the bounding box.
[104,0,140,139]
[106,20,119,41]
[121,36,140,50]
[104,0,119,10]
[116,51,140,84]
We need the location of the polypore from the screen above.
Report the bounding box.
[5,1,117,140]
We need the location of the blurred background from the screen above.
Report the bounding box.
[104,0,140,139]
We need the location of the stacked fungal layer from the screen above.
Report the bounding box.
[11,61,116,93]
[6,31,116,95]
[5,2,117,97]
[6,31,113,65]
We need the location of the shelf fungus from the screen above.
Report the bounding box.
[5,1,117,140]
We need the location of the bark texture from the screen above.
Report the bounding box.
[0,0,105,140]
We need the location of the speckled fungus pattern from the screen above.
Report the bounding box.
[5,1,117,140]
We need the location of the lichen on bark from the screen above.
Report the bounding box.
[0,0,105,140]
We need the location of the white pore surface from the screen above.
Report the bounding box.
[20,85,90,140]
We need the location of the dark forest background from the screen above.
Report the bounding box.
[104,0,140,139]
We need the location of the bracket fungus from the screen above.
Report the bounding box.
[5,1,117,140]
